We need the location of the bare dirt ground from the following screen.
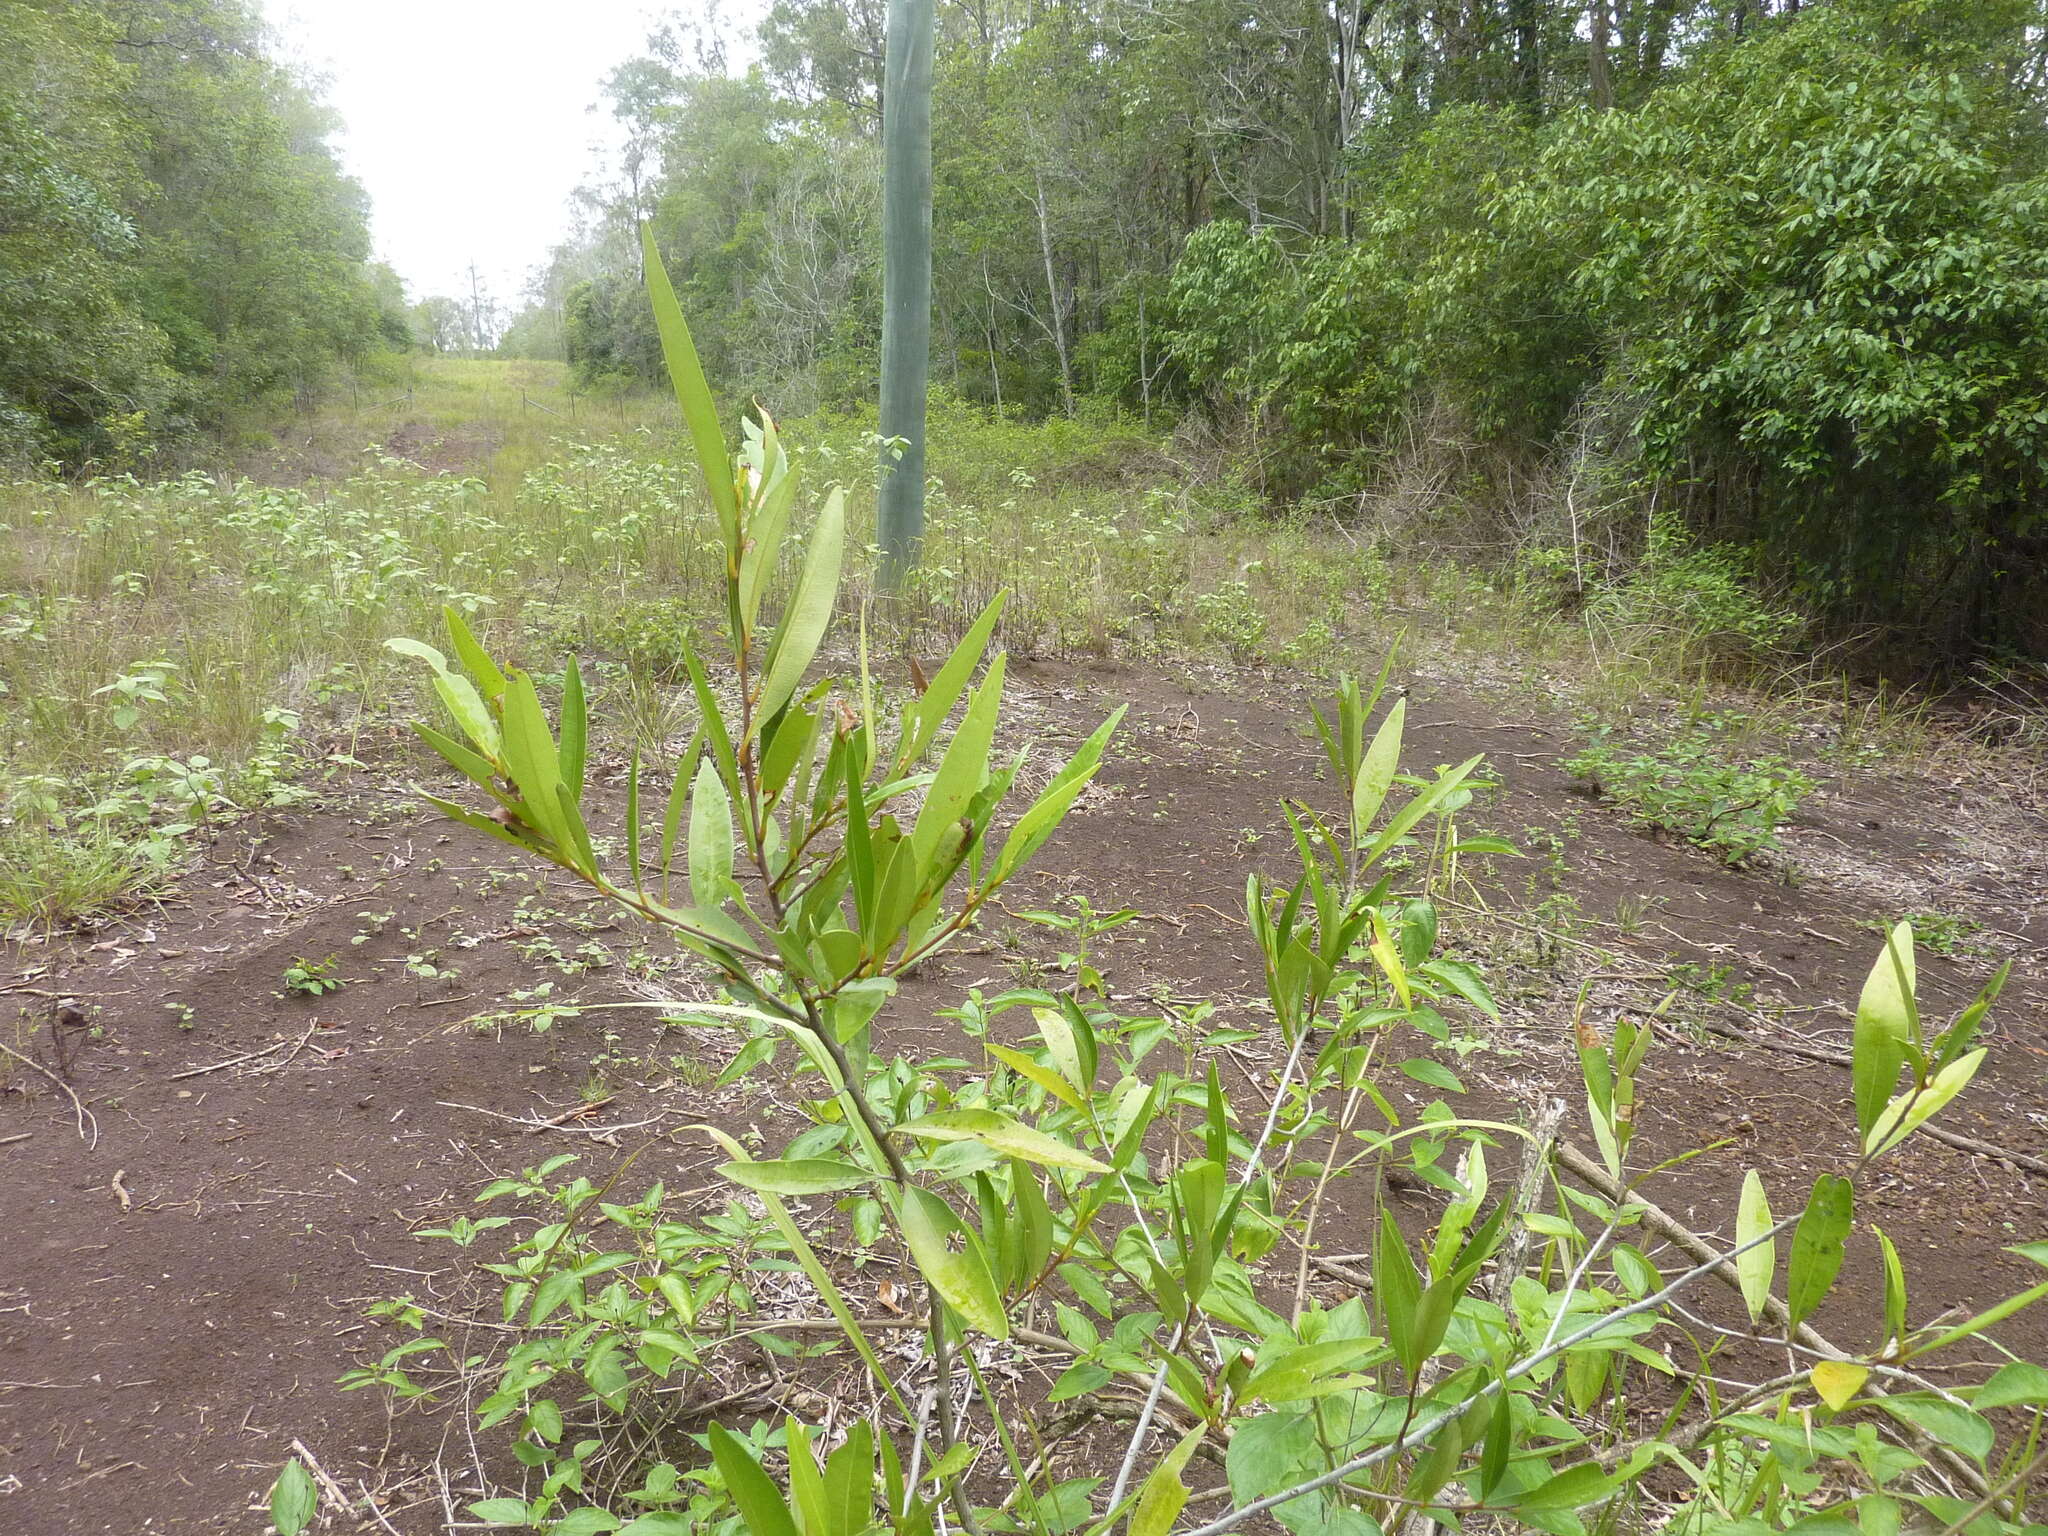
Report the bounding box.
[3,656,2043,1533]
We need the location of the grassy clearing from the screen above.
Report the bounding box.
[0,359,2034,926]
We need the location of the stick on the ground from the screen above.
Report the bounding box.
[288,1437,354,1518]
[0,1038,97,1147]
[168,1023,317,1081]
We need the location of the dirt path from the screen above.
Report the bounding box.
[3,659,2043,1532]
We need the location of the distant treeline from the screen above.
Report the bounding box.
[0,0,410,465]
[519,0,2048,657]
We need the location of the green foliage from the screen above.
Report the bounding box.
[1565,716,1817,866]
[1524,0,2048,648]
[0,0,391,463]
[355,269,2043,1536]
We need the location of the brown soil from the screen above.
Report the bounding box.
[3,658,2043,1533]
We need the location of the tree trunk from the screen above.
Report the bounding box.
[1589,0,1612,108]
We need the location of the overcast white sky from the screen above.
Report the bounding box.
[264,0,666,307]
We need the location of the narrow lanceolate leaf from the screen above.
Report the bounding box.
[430,669,500,758]
[989,706,1126,884]
[1864,1048,1985,1159]
[1735,1170,1775,1323]
[895,1109,1108,1173]
[896,1185,1009,1338]
[896,592,1007,771]
[911,653,1004,867]
[1853,922,1916,1141]
[756,487,845,729]
[717,1158,875,1196]
[443,605,508,701]
[687,755,734,911]
[559,655,587,800]
[1787,1174,1853,1329]
[640,224,736,540]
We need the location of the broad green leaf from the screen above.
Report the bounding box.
[1375,1207,1425,1375]
[1242,1337,1384,1403]
[1787,1174,1853,1330]
[1515,1460,1620,1511]
[553,1511,623,1535]
[1868,1393,1994,1463]
[756,487,845,729]
[1976,1360,2048,1408]
[498,671,570,850]
[470,1498,536,1526]
[687,755,734,910]
[708,1423,800,1536]
[896,1185,1009,1338]
[896,1108,1108,1173]
[640,225,736,539]
[1864,1049,1985,1158]
[270,1460,317,1536]
[1810,1360,1868,1411]
[1351,697,1406,838]
[717,1158,875,1196]
[1853,923,1916,1141]
[1735,1171,1775,1323]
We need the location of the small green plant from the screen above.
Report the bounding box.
[1013,893,1138,996]
[1878,909,1988,959]
[278,954,344,998]
[1566,717,1815,866]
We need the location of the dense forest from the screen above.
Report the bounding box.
[512,0,2048,656]
[0,0,408,464]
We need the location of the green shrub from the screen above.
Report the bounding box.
[1566,716,1816,866]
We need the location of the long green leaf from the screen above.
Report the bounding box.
[896,593,1007,770]
[640,225,736,540]
[718,1158,876,1196]
[1786,1174,1852,1329]
[896,1108,1108,1173]
[707,1423,799,1536]
[1853,923,1916,1141]
[911,654,1004,867]
[1351,697,1406,841]
[1865,1048,1984,1158]
[756,488,846,729]
[1735,1170,1775,1322]
[688,755,734,910]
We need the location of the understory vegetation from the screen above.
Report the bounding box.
[2,353,2005,929]
[294,276,2048,1536]
[521,0,2048,660]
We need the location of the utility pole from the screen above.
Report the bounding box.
[877,0,935,586]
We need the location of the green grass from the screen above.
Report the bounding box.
[0,359,2029,925]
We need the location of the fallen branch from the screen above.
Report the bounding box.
[0,1038,97,1147]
